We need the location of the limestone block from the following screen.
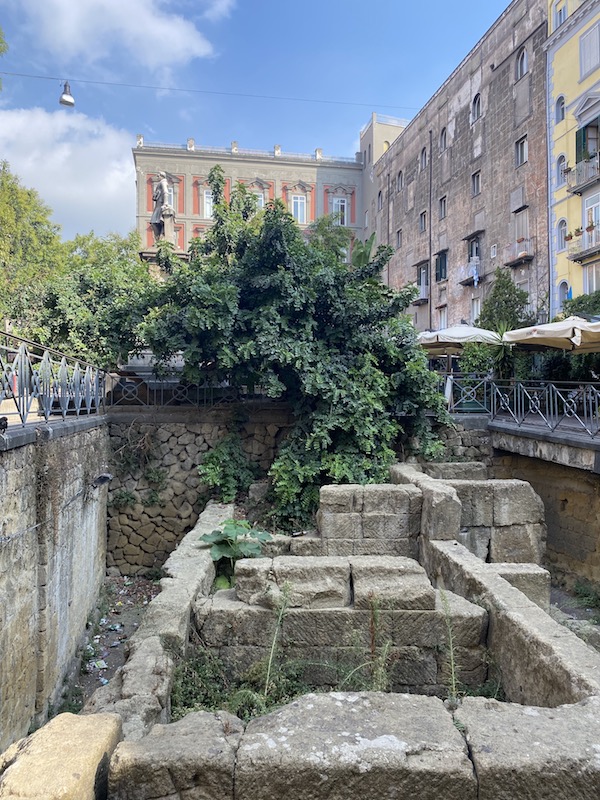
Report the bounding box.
[109,710,243,800]
[389,463,424,484]
[352,539,417,558]
[456,526,491,561]
[446,481,493,527]
[492,563,551,611]
[390,646,438,686]
[280,608,374,648]
[129,582,193,653]
[423,462,487,480]
[0,712,121,800]
[492,479,544,526]
[325,539,356,556]
[316,510,362,540]
[234,558,273,605]
[362,484,415,514]
[198,594,278,647]
[362,512,407,540]
[489,523,544,564]
[272,556,352,608]
[421,483,462,541]
[290,536,325,557]
[236,693,477,800]
[120,636,174,709]
[319,484,363,513]
[350,556,436,610]
[458,696,600,799]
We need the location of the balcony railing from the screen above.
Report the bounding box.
[503,237,535,267]
[0,333,105,428]
[412,283,429,305]
[437,374,492,413]
[490,380,600,438]
[567,226,600,261]
[566,155,600,194]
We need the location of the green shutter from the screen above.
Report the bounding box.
[576,127,587,162]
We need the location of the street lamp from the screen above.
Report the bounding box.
[59,81,75,107]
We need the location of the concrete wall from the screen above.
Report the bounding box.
[107,405,293,575]
[0,419,110,752]
[494,452,600,586]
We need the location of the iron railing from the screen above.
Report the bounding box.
[490,380,600,439]
[0,333,105,427]
[437,374,493,414]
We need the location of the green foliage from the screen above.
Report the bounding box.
[197,434,260,503]
[563,290,600,318]
[144,180,446,527]
[199,518,272,580]
[111,489,136,509]
[477,267,534,332]
[351,232,376,268]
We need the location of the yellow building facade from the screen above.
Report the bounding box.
[547,0,600,316]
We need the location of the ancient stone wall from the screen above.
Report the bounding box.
[493,453,600,587]
[0,419,110,752]
[106,405,293,575]
[433,415,493,464]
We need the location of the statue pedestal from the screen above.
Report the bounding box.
[162,207,176,246]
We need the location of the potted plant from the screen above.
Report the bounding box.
[516,236,525,243]
[575,227,583,236]
[565,232,573,241]
[587,222,595,233]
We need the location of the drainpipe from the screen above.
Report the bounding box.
[428,129,433,330]
[386,169,391,287]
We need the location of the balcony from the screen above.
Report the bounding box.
[567,226,600,262]
[458,257,483,286]
[566,156,600,195]
[412,283,429,305]
[503,237,535,267]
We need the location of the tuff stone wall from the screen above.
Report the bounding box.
[493,453,600,587]
[0,420,110,752]
[433,416,493,465]
[106,405,292,575]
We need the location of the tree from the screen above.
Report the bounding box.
[0,161,66,327]
[143,167,446,526]
[25,231,154,368]
[477,267,533,331]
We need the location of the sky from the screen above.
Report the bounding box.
[0,0,513,241]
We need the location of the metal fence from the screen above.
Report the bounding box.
[0,333,105,427]
[437,374,493,414]
[490,380,600,439]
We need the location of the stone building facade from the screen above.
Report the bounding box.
[367,0,549,331]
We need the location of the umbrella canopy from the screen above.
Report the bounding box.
[502,316,600,353]
[417,325,502,356]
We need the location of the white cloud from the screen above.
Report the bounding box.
[203,0,236,21]
[0,108,136,240]
[18,0,214,72]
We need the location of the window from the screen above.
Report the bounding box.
[383,140,390,152]
[472,94,482,122]
[397,170,404,191]
[419,210,427,233]
[490,244,498,259]
[438,305,448,329]
[167,186,174,208]
[368,143,372,163]
[516,278,531,311]
[554,3,567,29]
[435,251,447,281]
[584,262,600,294]
[585,191,600,235]
[292,194,306,224]
[555,96,565,123]
[557,219,568,251]
[420,147,427,171]
[557,155,567,186]
[440,127,447,152]
[471,297,481,324]
[254,192,265,209]
[471,171,481,196]
[363,150,366,165]
[364,210,369,229]
[576,120,599,163]
[377,191,383,211]
[204,189,213,219]
[418,264,429,290]
[332,197,347,226]
[558,280,569,311]
[439,195,447,219]
[516,48,528,81]
[515,136,528,167]
[469,238,480,260]
[396,229,403,249]
[581,23,600,79]
[515,208,529,242]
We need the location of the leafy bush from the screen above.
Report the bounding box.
[197,434,260,503]
[199,518,272,582]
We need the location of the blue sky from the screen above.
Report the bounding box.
[0,0,511,239]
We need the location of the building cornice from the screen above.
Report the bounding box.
[544,1,599,53]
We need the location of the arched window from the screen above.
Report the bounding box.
[383,140,390,152]
[368,143,371,163]
[439,127,447,151]
[516,48,528,80]
[396,170,404,192]
[555,96,565,123]
[377,190,383,211]
[557,219,567,251]
[558,280,569,311]
[557,155,567,186]
[472,94,482,122]
[420,147,427,171]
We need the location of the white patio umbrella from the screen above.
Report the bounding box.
[417,324,502,356]
[502,316,600,353]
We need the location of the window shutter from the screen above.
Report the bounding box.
[576,127,587,163]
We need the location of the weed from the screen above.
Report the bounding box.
[440,589,461,709]
[113,423,156,474]
[200,518,272,584]
[111,489,136,509]
[143,466,167,489]
[197,433,260,503]
[574,580,600,622]
[143,489,164,507]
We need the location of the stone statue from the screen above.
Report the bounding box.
[150,171,175,244]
